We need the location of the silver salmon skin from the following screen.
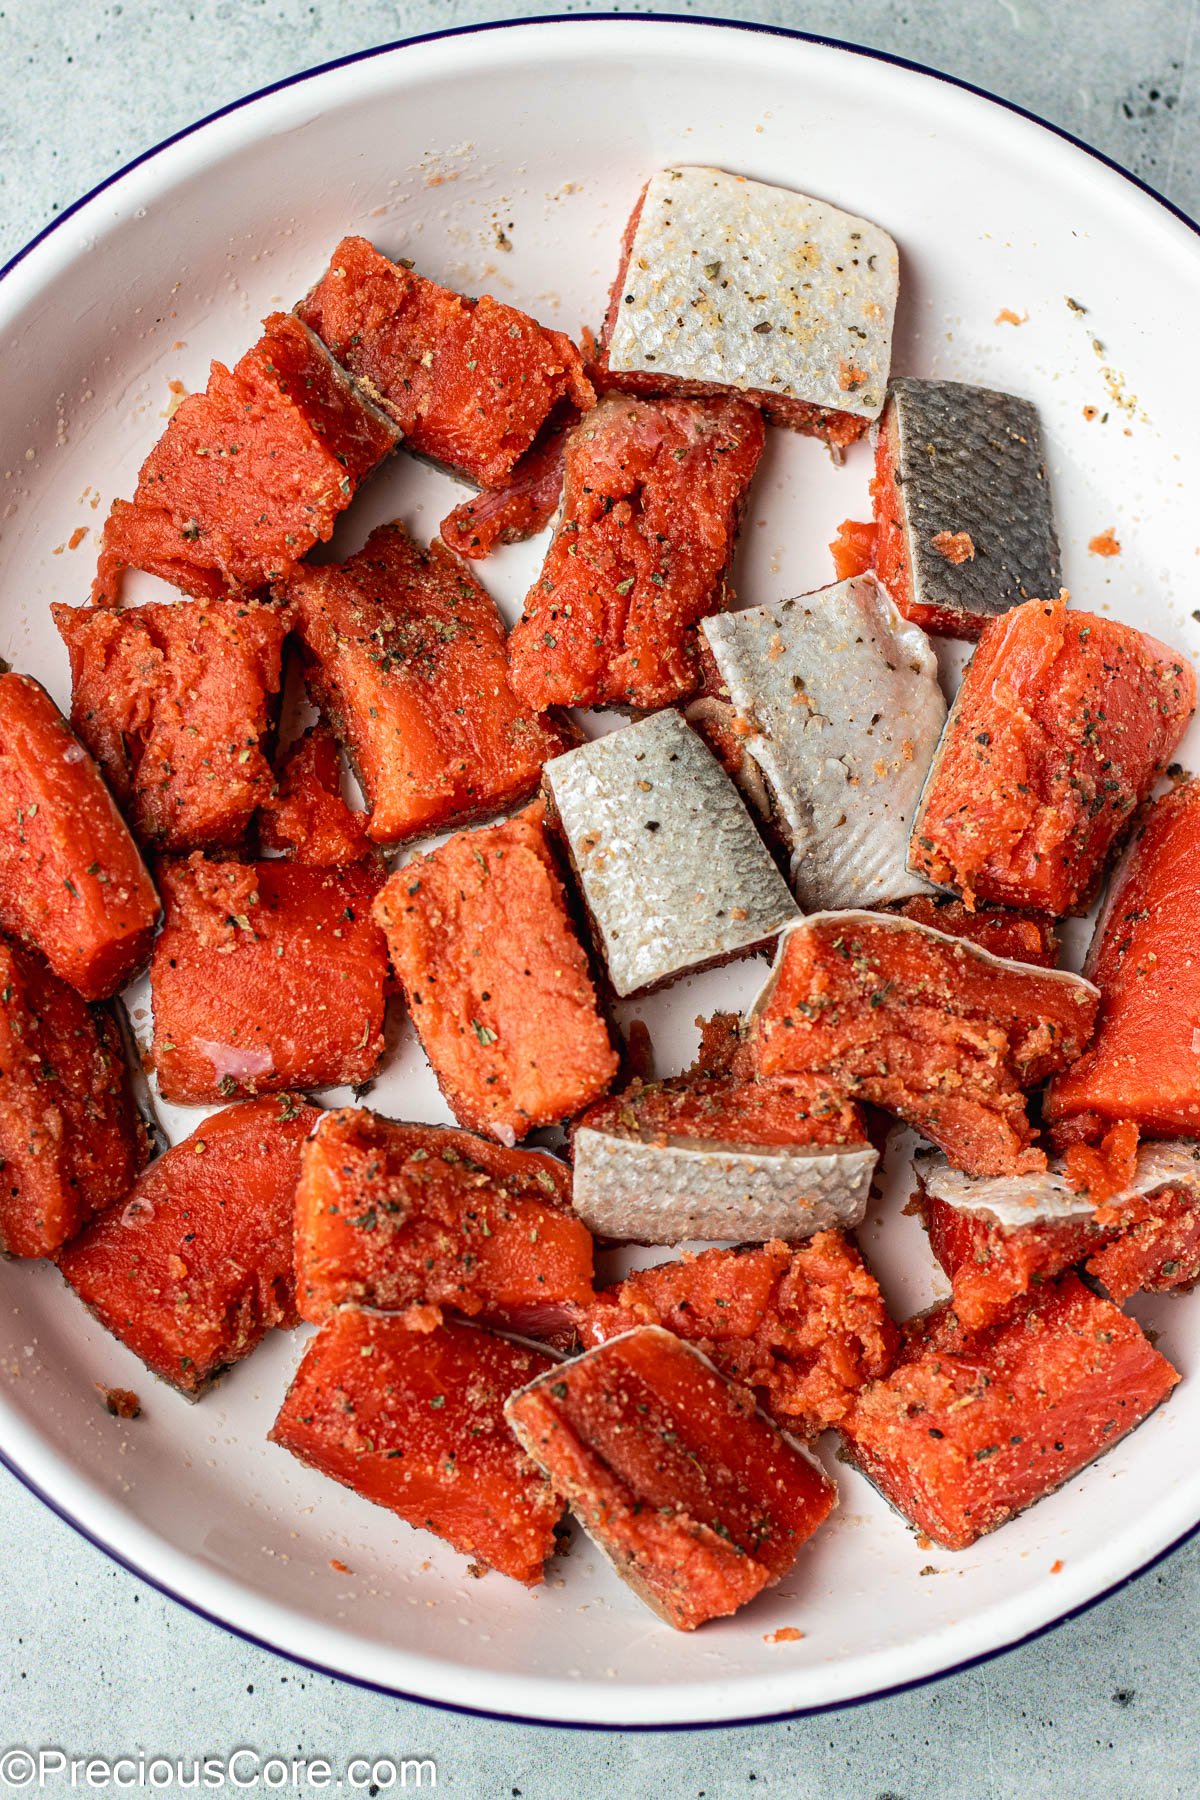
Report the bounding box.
[599,166,899,447]
[542,708,799,998]
[702,575,946,911]
[873,377,1062,638]
[571,1126,878,1244]
[917,1140,1200,1229]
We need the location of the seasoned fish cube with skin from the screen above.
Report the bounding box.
[505,1325,837,1630]
[841,1276,1179,1551]
[702,576,946,911]
[872,378,1062,638]
[599,167,898,447]
[571,1068,876,1244]
[506,393,765,712]
[285,522,572,847]
[439,409,574,561]
[887,896,1059,969]
[751,911,1099,1178]
[256,724,373,867]
[271,1311,562,1586]
[544,709,799,999]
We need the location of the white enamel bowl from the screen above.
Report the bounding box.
[1,15,1198,1728]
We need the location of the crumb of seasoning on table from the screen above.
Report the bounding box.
[329,1558,351,1574]
[1083,405,1099,421]
[763,1627,805,1644]
[1065,296,1088,315]
[1050,1558,1064,1574]
[467,1561,490,1579]
[994,307,1029,325]
[919,1565,939,1577]
[931,530,975,565]
[915,1532,933,1551]
[67,526,88,551]
[97,1384,141,1419]
[1088,527,1121,557]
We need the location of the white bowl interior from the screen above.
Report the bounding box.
[0,18,1197,1726]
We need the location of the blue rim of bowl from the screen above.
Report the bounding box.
[2,8,1199,1733]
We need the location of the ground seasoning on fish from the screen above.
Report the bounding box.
[53,597,288,853]
[751,911,1099,1177]
[909,595,1196,914]
[296,235,594,486]
[58,1097,319,1395]
[505,1326,836,1629]
[506,393,764,711]
[285,521,572,846]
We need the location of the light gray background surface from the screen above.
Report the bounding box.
[1,3,1198,1795]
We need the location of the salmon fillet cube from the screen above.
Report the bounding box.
[374,805,617,1143]
[909,596,1196,914]
[296,235,594,486]
[294,1106,592,1335]
[150,856,388,1104]
[92,311,399,603]
[53,597,288,853]
[506,393,764,711]
[841,1276,1178,1550]
[887,896,1059,968]
[257,724,372,867]
[751,911,1099,1177]
[58,1096,320,1394]
[1046,780,1200,1137]
[505,1325,836,1630]
[0,940,147,1258]
[285,522,573,846]
[440,411,572,560]
[0,670,159,1000]
[270,1310,562,1586]
[578,1235,897,1436]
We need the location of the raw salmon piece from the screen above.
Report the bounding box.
[841,1275,1178,1550]
[1046,780,1200,1135]
[544,709,798,998]
[53,598,287,853]
[751,911,1099,1177]
[597,167,898,445]
[578,1234,897,1435]
[295,1106,592,1335]
[374,805,618,1143]
[58,1096,319,1393]
[151,856,388,1104]
[872,379,1061,638]
[829,519,877,581]
[285,522,572,846]
[439,410,573,559]
[506,393,764,711]
[296,236,594,486]
[0,671,158,1000]
[505,1325,836,1630]
[1087,1176,1200,1300]
[0,940,147,1257]
[257,725,372,867]
[272,1310,561,1584]
[887,896,1059,968]
[92,313,399,603]
[909,596,1196,914]
[571,1067,876,1244]
[701,577,946,911]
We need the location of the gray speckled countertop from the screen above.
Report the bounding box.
[2,3,1199,1795]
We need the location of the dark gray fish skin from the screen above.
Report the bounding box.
[878,377,1062,629]
[543,709,799,999]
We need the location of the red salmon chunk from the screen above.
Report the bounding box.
[53,598,287,852]
[752,912,1099,1177]
[829,519,878,583]
[440,411,572,560]
[286,522,572,846]
[1087,1180,1200,1301]
[0,940,147,1258]
[374,805,618,1143]
[909,596,1196,914]
[579,1234,897,1436]
[151,856,388,1104]
[270,1310,561,1585]
[506,394,765,711]
[92,312,399,603]
[887,896,1059,968]
[1047,779,1200,1137]
[295,1106,592,1334]
[505,1326,836,1630]
[841,1276,1178,1550]
[0,671,159,999]
[918,1190,1105,1332]
[58,1096,319,1394]
[296,235,594,486]
[257,725,372,867]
